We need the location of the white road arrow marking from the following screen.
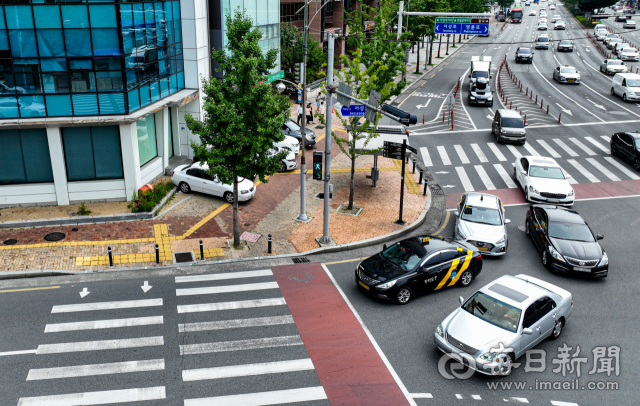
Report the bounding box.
[434,171,449,174]
[586,98,606,111]
[442,185,456,188]
[141,281,152,293]
[555,103,573,116]
[487,115,494,120]
[79,288,90,298]
[416,100,431,109]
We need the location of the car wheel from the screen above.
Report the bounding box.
[497,353,515,376]
[634,158,640,171]
[525,219,531,237]
[458,270,474,287]
[179,182,191,193]
[524,187,530,202]
[279,162,287,173]
[623,93,628,102]
[542,250,551,269]
[611,87,615,95]
[223,192,234,204]
[395,287,412,305]
[550,318,564,340]
[611,143,617,156]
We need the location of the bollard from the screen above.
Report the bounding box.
[547,105,549,114]
[510,101,512,110]
[530,91,533,100]
[451,110,454,130]
[541,99,544,109]
[267,234,272,254]
[524,114,527,125]
[199,240,204,260]
[423,180,428,196]
[412,158,416,174]
[535,95,537,104]
[520,83,523,92]
[526,87,528,96]
[419,169,423,184]
[155,244,159,264]
[108,246,113,267]
[442,111,445,122]
[558,112,561,123]
[423,114,425,124]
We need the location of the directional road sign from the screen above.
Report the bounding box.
[341,105,366,117]
[435,17,490,35]
[265,70,284,84]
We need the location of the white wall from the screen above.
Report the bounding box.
[45,127,70,206]
[119,122,142,201]
[0,184,57,207]
[68,180,126,203]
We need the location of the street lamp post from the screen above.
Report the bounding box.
[295,0,310,223]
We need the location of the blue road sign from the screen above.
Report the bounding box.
[340,105,366,117]
[435,17,490,35]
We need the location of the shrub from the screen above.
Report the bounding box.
[77,203,91,216]
[130,181,175,213]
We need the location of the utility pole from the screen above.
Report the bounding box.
[296,0,310,223]
[398,1,404,81]
[319,30,335,245]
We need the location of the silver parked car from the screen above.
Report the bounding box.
[600,59,628,74]
[171,162,256,203]
[553,65,581,84]
[454,193,510,256]
[434,274,573,376]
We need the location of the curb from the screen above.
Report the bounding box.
[0,187,177,230]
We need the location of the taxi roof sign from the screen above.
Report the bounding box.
[422,237,430,245]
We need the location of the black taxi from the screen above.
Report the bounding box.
[355,236,483,305]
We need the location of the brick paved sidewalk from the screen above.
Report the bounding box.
[0,127,428,273]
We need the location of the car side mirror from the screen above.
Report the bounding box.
[490,75,493,79]
[522,328,533,335]
[383,244,387,251]
[521,170,527,174]
[454,211,459,216]
[596,234,604,240]
[505,219,511,224]
[469,75,471,78]
[459,296,464,305]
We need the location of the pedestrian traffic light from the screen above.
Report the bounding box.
[313,152,323,181]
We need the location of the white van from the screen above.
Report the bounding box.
[611,73,640,101]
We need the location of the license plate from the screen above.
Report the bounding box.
[568,79,575,82]
[477,247,489,251]
[477,101,485,104]
[358,280,370,290]
[573,267,591,272]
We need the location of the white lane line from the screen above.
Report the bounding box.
[553,139,579,156]
[180,335,303,355]
[45,316,164,333]
[580,80,640,119]
[36,336,164,355]
[182,359,314,382]
[459,88,478,130]
[585,136,610,153]
[176,282,279,297]
[0,349,36,356]
[550,401,579,406]
[27,359,165,381]
[494,164,518,188]
[507,145,522,158]
[456,394,463,399]
[175,269,272,283]
[17,387,166,406]
[51,299,163,313]
[567,159,600,182]
[410,393,434,399]
[179,315,294,333]
[455,167,475,191]
[475,165,496,190]
[437,146,452,165]
[177,298,286,313]
[472,394,482,400]
[604,157,640,180]
[522,142,541,156]
[470,143,489,162]
[536,139,561,158]
[421,147,433,166]
[570,138,596,155]
[509,397,530,403]
[487,143,507,161]
[586,158,621,181]
[454,145,471,164]
[184,387,327,406]
[600,135,610,142]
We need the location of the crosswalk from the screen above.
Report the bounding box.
[418,135,639,193]
[15,269,329,406]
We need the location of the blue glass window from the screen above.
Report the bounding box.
[137,114,157,166]
[91,126,123,178]
[42,72,69,93]
[128,88,139,112]
[34,6,61,29]
[65,29,92,57]
[14,71,42,94]
[19,95,45,117]
[126,69,137,89]
[0,32,8,52]
[160,78,168,98]
[5,6,34,30]
[45,95,72,116]
[37,30,65,57]
[120,5,134,55]
[41,59,66,72]
[0,8,4,30]
[149,81,159,102]
[69,71,96,92]
[62,6,89,29]
[89,5,117,28]
[9,31,38,58]
[178,72,184,90]
[169,74,177,94]
[139,84,150,107]
[96,71,123,91]
[72,94,98,115]
[92,29,121,57]
[63,126,125,181]
[99,93,125,114]
[173,2,181,20]
[0,129,53,185]
[0,96,18,118]
[69,60,92,70]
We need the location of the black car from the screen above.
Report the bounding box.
[557,40,574,52]
[355,236,483,304]
[525,205,608,277]
[615,15,629,21]
[282,119,317,147]
[515,47,534,63]
[468,78,494,106]
[610,131,640,171]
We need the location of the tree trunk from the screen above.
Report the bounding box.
[233,174,240,247]
[348,157,355,210]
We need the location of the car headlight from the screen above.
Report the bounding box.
[549,246,565,263]
[520,131,526,135]
[568,189,574,196]
[496,236,506,245]
[501,128,507,133]
[306,135,313,141]
[480,352,499,361]
[529,185,539,194]
[470,96,476,100]
[488,97,493,101]
[376,280,397,290]
[598,252,609,267]
[559,76,565,80]
[240,190,250,194]
[436,324,445,337]
[457,226,466,240]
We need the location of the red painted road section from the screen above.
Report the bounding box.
[445,179,640,210]
[272,262,409,406]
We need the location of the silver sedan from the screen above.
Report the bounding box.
[454,192,510,256]
[434,274,573,376]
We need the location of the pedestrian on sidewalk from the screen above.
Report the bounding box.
[296,104,303,125]
[306,103,313,124]
[319,101,325,116]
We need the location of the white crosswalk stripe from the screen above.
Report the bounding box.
[421,147,433,166]
[184,386,327,406]
[585,137,610,153]
[567,159,600,182]
[455,167,475,191]
[570,138,596,156]
[600,135,610,143]
[604,157,640,180]
[177,298,287,313]
[180,336,304,355]
[36,336,164,354]
[26,359,165,381]
[438,146,452,165]
[44,316,163,333]
[553,139,579,157]
[487,143,507,161]
[51,299,163,313]
[471,143,489,162]
[535,139,561,158]
[179,315,294,332]
[522,143,541,156]
[494,164,518,188]
[175,281,280,296]
[175,269,272,283]
[507,144,522,158]
[17,387,167,406]
[454,145,471,164]
[475,165,496,190]
[182,358,314,381]
[586,158,620,181]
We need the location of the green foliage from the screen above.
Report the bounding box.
[77,203,91,216]
[407,0,451,38]
[281,22,326,82]
[450,0,485,14]
[496,0,514,10]
[130,182,174,213]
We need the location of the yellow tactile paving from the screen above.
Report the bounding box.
[393,159,421,194]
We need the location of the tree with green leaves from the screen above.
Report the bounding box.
[450,0,485,13]
[185,9,290,248]
[280,22,326,82]
[496,0,513,10]
[316,0,410,210]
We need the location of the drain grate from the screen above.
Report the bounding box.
[44,232,66,242]
[430,185,444,195]
[174,252,195,263]
[3,239,17,245]
[292,257,310,264]
[72,228,79,232]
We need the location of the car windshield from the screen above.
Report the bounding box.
[287,121,301,131]
[560,67,577,73]
[463,292,522,332]
[560,41,571,45]
[381,240,425,271]
[518,48,531,54]
[501,117,524,128]
[529,165,565,179]
[627,79,640,86]
[548,222,595,242]
[538,37,549,42]
[609,60,623,65]
[623,48,636,53]
[461,206,502,226]
[472,71,489,78]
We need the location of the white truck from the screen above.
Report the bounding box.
[469,56,492,87]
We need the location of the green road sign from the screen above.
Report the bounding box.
[435,17,472,24]
[266,70,285,84]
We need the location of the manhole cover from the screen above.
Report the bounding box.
[518,225,526,232]
[3,239,17,245]
[44,232,66,242]
[174,252,195,263]
[292,257,310,264]
[72,228,78,232]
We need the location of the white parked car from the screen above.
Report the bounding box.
[619,47,640,61]
[269,146,298,172]
[274,135,301,155]
[171,162,256,203]
[513,156,575,206]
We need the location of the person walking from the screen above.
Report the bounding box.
[306,103,313,124]
[319,101,325,116]
[296,104,303,125]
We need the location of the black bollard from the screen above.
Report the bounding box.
[268,234,272,254]
[108,246,113,267]
[419,169,423,185]
[423,180,428,196]
[155,244,159,264]
[199,240,204,260]
[412,158,416,174]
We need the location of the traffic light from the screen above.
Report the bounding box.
[381,104,418,125]
[313,152,323,181]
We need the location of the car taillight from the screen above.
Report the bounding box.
[172,171,175,177]
[475,255,482,260]
[571,299,573,307]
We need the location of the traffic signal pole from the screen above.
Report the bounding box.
[296,0,310,223]
[396,139,407,225]
[319,30,335,245]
